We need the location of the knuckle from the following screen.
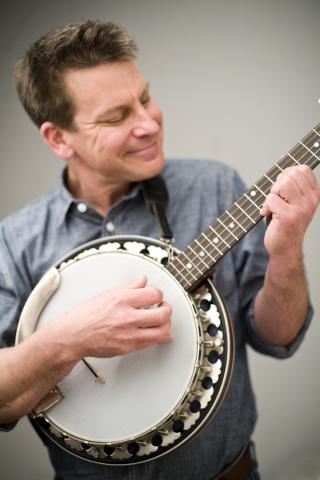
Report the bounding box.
[298,165,310,174]
[145,287,163,305]
[154,288,164,303]
[159,303,172,323]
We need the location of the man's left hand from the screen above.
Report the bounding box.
[260,165,320,260]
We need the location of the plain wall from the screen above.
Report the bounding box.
[0,1,319,478]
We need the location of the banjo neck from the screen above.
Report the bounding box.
[166,123,320,292]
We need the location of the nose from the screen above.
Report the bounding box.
[132,106,161,138]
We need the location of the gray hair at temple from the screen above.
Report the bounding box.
[14,20,138,131]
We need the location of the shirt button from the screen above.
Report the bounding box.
[77,202,88,213]
[105,221,115,232]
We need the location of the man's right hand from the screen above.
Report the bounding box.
[0,276,172,423]
[43,274,173,361]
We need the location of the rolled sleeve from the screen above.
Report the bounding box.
[0,420,18,432]
[245,295,313,358]
[228,170,313,358]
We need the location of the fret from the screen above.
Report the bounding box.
[173,255,198,282]
[166,123,319,292]
[202,232,223,256]
[289,131,320,166]
[264,173,275,185]
[181,250,205,277]
[187,244,211,271]
[299,141,320,162]
[217,218,239,240]
[233,197,260,225]
[313,129,320,138]
[253,183,267,198]
[167,260,189,285]
[234,201,255,224]
[274,163,285,173]
[279,154,296,169]
[287,152,300,165]
[208,226,231,249]
[169,256,195,285]
[278,154,291,169]
[194,239,217,263]
[244,193,262,210]
[224,210,247,233]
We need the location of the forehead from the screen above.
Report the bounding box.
[63,61,147,118]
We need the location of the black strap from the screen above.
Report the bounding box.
[141,175,173,242]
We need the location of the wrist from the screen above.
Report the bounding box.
[34,319,81,375]
[267,250,304,275]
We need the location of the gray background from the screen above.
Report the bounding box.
[0,1,319,478]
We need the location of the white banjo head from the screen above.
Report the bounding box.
[18,236,234,464]
[37,248,199,442]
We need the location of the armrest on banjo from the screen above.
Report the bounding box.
[32,387,64,416]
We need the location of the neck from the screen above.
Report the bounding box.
[66,166,131,216]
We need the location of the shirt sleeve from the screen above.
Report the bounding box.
[230,169,313,358]
[0,223,31,431]
[0,224,27,348]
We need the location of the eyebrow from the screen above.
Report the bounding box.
[93,82,150,123]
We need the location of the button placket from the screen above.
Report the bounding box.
[105,221,115,233]
[76,202,88,213]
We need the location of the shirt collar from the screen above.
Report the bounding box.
[56,168,143,223]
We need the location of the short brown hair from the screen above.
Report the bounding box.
[14,20,138,130]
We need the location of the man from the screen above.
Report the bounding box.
[0,19,318,480]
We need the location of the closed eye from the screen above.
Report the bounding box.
[97,109,130,125]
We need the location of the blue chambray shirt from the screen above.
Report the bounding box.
[0,159,312,480]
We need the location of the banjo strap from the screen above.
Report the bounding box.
[141,175,173,243]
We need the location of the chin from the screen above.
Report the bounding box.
[133,153,164,181]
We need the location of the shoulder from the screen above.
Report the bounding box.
[0,188,63,244]
[163,157,234,176]
[162,158,246,207]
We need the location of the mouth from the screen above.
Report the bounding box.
[128,141,158,156]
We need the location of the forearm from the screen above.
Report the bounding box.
[253,254,309,346]
[0,328,77,423]
[0,277,172,423]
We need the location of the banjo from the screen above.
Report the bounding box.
[16,124,319,465]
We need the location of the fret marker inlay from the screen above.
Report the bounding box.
[250,190,256,197]
[314,142,319,148]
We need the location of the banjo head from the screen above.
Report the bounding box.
[17,236,234,464]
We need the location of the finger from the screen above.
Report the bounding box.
[135,301,172,327]
[270,171,301,203]
[135,320,173,348]
[127,286,164,309]
[284,165,318,197]
[293,165,319,194]
[260,192,293,218]
[275,166,319,201]
[126,275,148,290]
[260,188,290,217]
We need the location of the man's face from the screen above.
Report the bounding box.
[63,61,164,185]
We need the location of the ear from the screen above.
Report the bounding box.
[40,122,74,160]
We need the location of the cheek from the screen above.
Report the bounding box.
[99,128,131,156]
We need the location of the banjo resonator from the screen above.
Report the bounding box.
[16,236,234,464]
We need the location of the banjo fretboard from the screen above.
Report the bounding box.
[166,123,320,291]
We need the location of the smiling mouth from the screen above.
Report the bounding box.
[129,142,157,155]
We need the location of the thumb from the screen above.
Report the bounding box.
[128,275,148,289]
